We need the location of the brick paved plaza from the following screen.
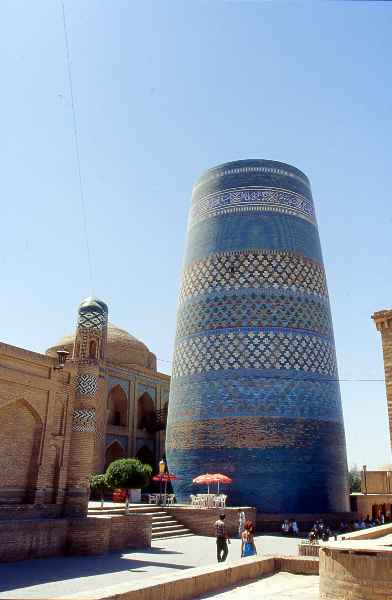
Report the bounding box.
[0,535,306,599]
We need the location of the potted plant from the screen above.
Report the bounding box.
[105,458,152,511]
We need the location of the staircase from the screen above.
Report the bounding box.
[89,503,194,541]
[150,509,193,540]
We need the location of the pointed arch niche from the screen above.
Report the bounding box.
[137,392,155,430]
[135,445,155,470]
[107,384,128,427]
[105,440,126,470]
[0,399,42,504]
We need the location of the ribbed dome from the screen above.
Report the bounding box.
[46,323,157,371]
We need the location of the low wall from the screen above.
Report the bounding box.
[0,518,68,562]
[277,555,319,575]
[338,521,392,541]
[109,513,151,550]
[165,506,256,537]
[63,555,318,600]
[0,513,152,562]
[0,504,62,520]
[298,543,320,557]
[319,546,392,600]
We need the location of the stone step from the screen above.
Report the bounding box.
[152,524,186,533]
[152,519,178,529]
[152,527,192,539]
[153,532,195,540]
[152,513,173,520]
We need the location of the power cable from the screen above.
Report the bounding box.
[155,357,385,383]
[61,1,94,292]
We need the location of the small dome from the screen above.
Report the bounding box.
[46,323,157,371]
[79,297,108,315]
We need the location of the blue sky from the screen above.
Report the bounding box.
[1,1,391,467]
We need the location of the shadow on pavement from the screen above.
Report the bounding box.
[0,549,189,593]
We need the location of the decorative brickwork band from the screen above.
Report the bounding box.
[72,408,97,432]
[76,374,98,396]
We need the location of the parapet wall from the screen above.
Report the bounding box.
[60,555,318,600]
[319,523,392,600]
[320,546,392,600]
[0,513,152,563]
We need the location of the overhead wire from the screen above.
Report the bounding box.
[61,1,94,292]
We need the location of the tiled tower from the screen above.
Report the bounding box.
[372,309,392,452]
[64,297,108,516]
[166,159,349,513]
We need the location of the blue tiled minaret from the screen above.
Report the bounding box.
[166,159,349,513]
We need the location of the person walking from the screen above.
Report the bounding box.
[214,513,230,563]
[238,509,245,538]
[241,520,257,558]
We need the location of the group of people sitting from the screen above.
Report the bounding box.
[352,513,386,530]
[308,519,333,543]
[281,519,299,536]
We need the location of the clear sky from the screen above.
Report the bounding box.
[1,1,391,468]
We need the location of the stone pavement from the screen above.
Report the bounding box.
[197,572,319,599]
[0,535,303,599]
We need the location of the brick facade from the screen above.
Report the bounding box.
[0,296,163,561]
[372,309,392,452]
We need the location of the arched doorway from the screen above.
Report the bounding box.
[107,385,128,427]
[135,445,155,470]
[0,400,42,504]
[105,440,126,470]
[137,392,154,430]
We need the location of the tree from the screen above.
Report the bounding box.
[105,458,152,508]
[349,465,362,493]
[89,473,110,508]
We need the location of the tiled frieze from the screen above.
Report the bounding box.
[188,187,316,228]
[172,328,337,377]
[179,250,327,304]
[176,288,333,339]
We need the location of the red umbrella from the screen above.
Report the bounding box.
[152,473,177,482]
[193,473,219,494]
[152,473,177,500]
[211,473,233,494]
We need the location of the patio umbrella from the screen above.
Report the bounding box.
[152,473,177,498]
[192,473,217,494]
[211,473,233,494]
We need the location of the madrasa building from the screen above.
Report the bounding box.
[0,296,170,510]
